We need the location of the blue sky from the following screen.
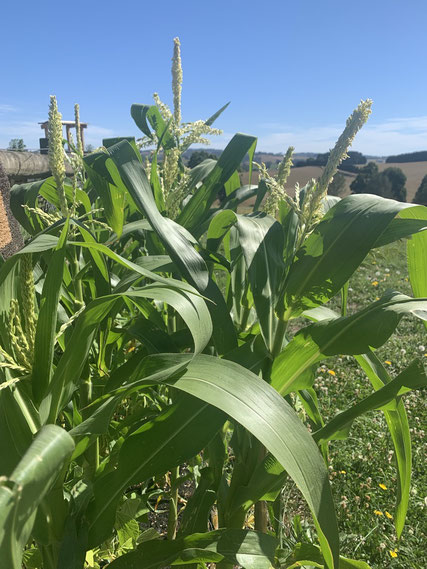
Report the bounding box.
[2,0,427,155]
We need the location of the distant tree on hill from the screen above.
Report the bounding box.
[381,167,407,201]
[386,150,427,163]
[328,172,346,196]
[8,138,26,151]
[350,162,379,194]
[188,150,218,168]
[351,163,407,202]
[413,174,427,205]
[294,150,366,170]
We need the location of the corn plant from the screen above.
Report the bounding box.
[1,39,427,569]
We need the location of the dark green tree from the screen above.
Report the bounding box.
[413,174,427,205]
[8,138,26,151]
[328,172,346,196]
[381,167,407,202]
[351,164,407,202]
[350,162,379,194]
[188,150,217,168]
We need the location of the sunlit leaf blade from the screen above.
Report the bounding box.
[32,220,69,403]
[278,542,372,569]
[405,206,427,331]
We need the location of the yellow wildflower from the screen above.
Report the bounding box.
[389,549,398,558]
[372,280,379,286]
[374,510,383,516]
[328,370,336,376]
[340,470,346,474]
[384,361,392,366]
[385,511,393,519]
[379,483,387,490]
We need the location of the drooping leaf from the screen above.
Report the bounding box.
[272,291,427,395]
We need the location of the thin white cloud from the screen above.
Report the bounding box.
[255,116,427,155]
[0,104,18,114]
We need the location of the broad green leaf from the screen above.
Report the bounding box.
[272,291,427,395]
[0,388,35,477]
[0,426,74,569]
[179,467,217,535]
[108,529,277,569]
[284,195,427,316]
[10,179,57,234]
[130,104,175,150]
[234,213,285,352]
[207,210,286,350]
[205,101,230,126]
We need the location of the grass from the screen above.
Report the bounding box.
[282,240,426,568]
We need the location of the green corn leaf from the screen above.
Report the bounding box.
[41,283,211,423]
[205,101,230,126]
[107,528,277,569]
[107,140,209,291]
[406,206,427,331]
[130,104,175,150]
[0,426,74,569]
[32,219,69,403]
[355,351,413,538]
[284,195,427,316]
[177,133,257,235]
[272,291,427,395]
[84,153,125,236]
[284,303,418,539]
[207,210,286,350]
[10,178,55,234]
[87,394,227,546]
